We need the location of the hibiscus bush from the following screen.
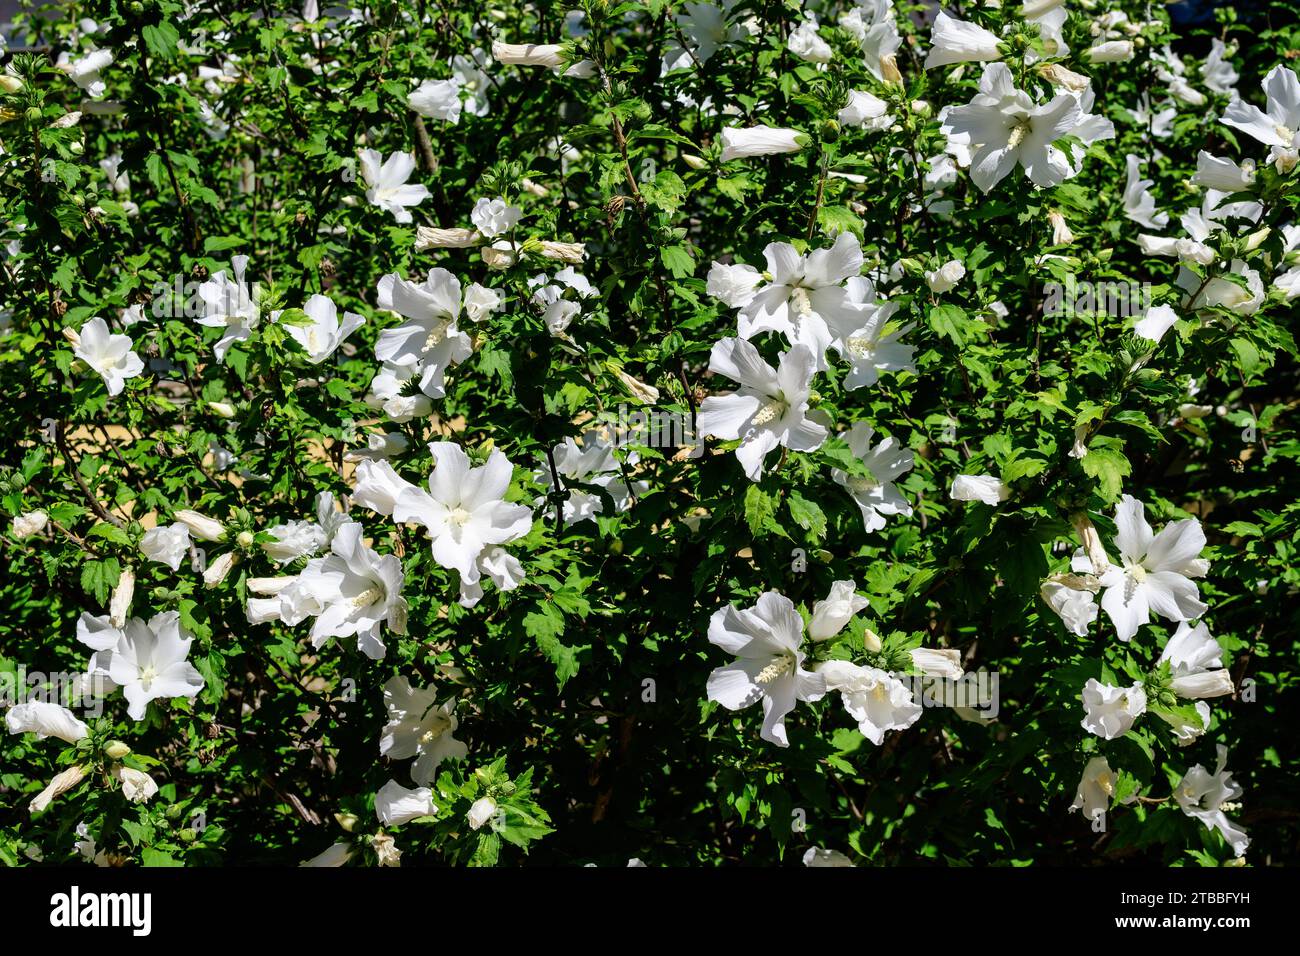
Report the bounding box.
[1,0,1298,869]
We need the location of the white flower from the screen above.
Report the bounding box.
[788,15,832,64]
[831,422,914,533]
[950,474,1010,505]
[380,675,468,785]
[1069,756,1122,822]
[350,459,418,516]
[1097,495,1209,643]
[375,780,437,825]
[409,78,463,124]
[30,765,87,814]
[463,283,504,322]
[301,842,353,867]
[115,766,158,803]
[529,266,597,336]
[1133,304,1181,343]
[375,268,473,398]
[911,648,964,680]
[924,12,1001,70]
[1040,575,1099,636]
[802,847,855,867]
[196,256,259,363]
[1087,40,1134,64]
[807,580,869,641]
[345,431,410,463]
[719,126,806,162]
[470,197,522,238]
[1122,154,1169,231]
[662,1,753,71]
[284,293,363,364]
[366,363,433,422]
[12,510,48,540]
[705,591,827,747]
[104,613,205,721]
[109,567,134,628]
[1178,259,1264,316]
[203,551,238,591]
[925,259,966,293]
[1221,64,1300,150]
[1191,151,1255,192]
[1175,745,1249,857]
[1202,39,1239,95]
[357,149,429,223]
[1161,621,1233,700]
[467,796,497,830]
[536,431,639,525]
[5,701,89,744]
[824,277,913,389]
[297,523,407,660]
[838,89,891,130]
[491,41,593,76]
[73,317,144,396]
[174,509,227,542]
[942,63,1084,192]
[713,232,865,366]
[58,47,113,98]
[696,338,827,482]
[262,519,327,565]
[818,660,922,745]
[1048,210,1074,244]
[393,443,533,597]
[840,0,902,83]
[1080,678,1147,739]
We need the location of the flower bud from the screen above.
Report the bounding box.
[236,530,255,549]
[203,550,238,587]
[12,510,48,540]
[467,796,497,831]
[175,509,227,542]
[863,628,883,654]
[335,812,358,832]
[109,567,134,628]
[105,741,132,760]
[681,153,708,170]
[208,401,237,418]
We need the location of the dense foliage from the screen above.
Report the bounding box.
[2,0,1298,867]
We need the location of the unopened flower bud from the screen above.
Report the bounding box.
[105,741,132,760]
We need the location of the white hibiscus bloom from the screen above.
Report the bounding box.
[818,660,922,745]
[824,277,914,389]
[375,268,474,398]
[4,701,89,744]
[831,422,913,534]
[283,293,363,364]
[140,523,192,571]
[535,431,640,525]
[380,675,469,785]
[393,443,533,599]
[696,338,827,481]
[357,149,429,223]
[72,317,144,397]
[1097,495,1209,643]
[196,256,259,363]
[942,63,1084,192]
[374,779,437,825]
[1080,678,1147,740]
[705,591,826,747]
[1175,745,1249,858]
[106,612,206,721]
